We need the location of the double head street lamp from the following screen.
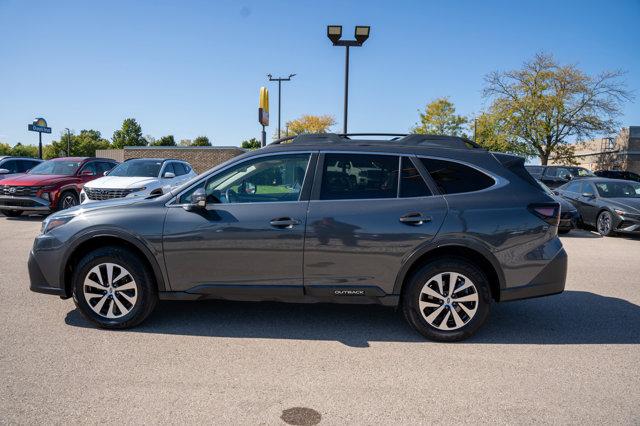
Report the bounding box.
[327,25,370,134]
[267,73,296,139]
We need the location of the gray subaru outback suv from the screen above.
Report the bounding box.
[28,133,567,341]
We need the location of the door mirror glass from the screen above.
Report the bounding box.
[0,168,9,175]
[80,170,95,176]
[582,192,594,198]
[562,174,572,180]
[164,171,176,178]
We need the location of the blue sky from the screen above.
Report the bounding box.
[1,0,639,147]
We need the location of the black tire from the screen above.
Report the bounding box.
[402,258,491,342]
[1,210,23,217]
[72,246,158,329]
[56,190,78,211]
[596,210,614,237]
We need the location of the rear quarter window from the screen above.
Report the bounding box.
[420,158,494,194]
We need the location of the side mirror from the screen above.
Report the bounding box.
[553,190,560,196]
[80,170,95,176]
[103,170,110,176]
[562,174,572,181]
[184,188,207,211]
[0,168,9,175]
[582,192,595,199]
[164,171,175,179]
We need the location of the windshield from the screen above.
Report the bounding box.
[109,160,162,177]
[595,181,640,198]
[29,160,80,176]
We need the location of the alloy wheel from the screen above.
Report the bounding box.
[83,263,138,318]
[62,194,77,209]
[418,272,479,331]
[597,212,612,235]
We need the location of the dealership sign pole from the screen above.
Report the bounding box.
[28,117,52,159]
[259,87,269,147]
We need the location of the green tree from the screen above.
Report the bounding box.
[44,130,111,159]
[192,136,211,146]
[412,97,468,136]
[150,135,176,146]
[483,52,633,164]
[241,138,261,150]
[0,143,11,156]
[10,143,39,158]
[112,118,146,148]
[472,111,528,155]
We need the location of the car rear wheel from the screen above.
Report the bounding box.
[1,210,22,217]
[402,258,491,342]
[72,246,158,329]
[597,211,614,236]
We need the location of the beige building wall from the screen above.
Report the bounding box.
[96,146,246,174]
[550,127,640,174]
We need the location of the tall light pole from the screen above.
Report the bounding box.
[267,73,296,139]
[64,128,71,156]
[327,25,370,134]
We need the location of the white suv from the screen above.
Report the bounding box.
[80,158,197,204]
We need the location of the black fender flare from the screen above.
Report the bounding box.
[59,226,169,294]
[392,237,505,294]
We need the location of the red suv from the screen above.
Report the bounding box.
[0,157,118,217]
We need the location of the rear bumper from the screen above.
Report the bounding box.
[28,250,66,297]
[499,248,567,302]
[559,210,579,231]
[0,195,51,212]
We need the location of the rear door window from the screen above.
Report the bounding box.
[400,157,431,197]
[1,160,18,173]
[526,166,544,178]
[565,181,582,193]
[420,158,494,194]
[173,163,188,176]
[320,153,399,200]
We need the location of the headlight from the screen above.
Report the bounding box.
[41,215,73,234]
[614,209,627,216]
[126,187,147,196]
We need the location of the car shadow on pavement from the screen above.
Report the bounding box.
[65,290,640,347]
[3,215,44,222]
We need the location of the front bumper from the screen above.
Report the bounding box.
[615,213,640,234]
[0,195,51,212]
[499,248,567,302]
[28,250,66,297]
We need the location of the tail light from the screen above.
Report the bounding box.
[528,203,560,226]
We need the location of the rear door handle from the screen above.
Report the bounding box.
[399,212,432,226]
[270,217,301,229]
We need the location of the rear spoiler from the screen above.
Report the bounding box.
[491,152,541,189]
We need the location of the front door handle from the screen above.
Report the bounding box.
[399,212,432,226]
[270,217,301,229]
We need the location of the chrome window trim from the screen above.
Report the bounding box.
[167,150,316,207]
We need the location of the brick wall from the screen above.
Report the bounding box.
[97,146,246,174]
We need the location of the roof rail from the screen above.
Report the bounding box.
[270,133,481,149]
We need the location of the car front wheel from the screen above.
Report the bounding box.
[597,210,614,236]
[402,258,491,342]
[72,246,158,329]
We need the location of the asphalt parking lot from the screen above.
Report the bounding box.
[0,216,638,424]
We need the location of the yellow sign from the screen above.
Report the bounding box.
[259,87,269,126]
[33,117,48,127]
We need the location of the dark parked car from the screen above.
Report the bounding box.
[28,133,568,341]
[539,182,578,234]
[594,170,640,183]
[557,178,640,236]
[526,165,595,188]
[0,156,42,181]
[0,157,118,217]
